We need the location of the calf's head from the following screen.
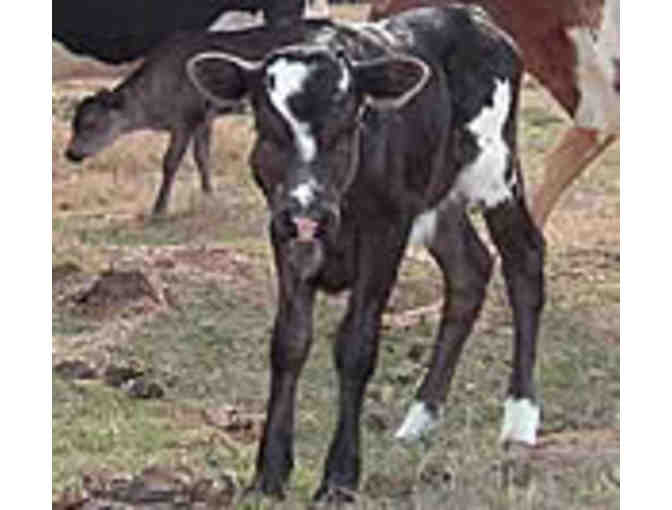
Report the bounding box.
[188,44,429,273]
[65,89,127,162]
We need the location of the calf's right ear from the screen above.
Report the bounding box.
[187,52,262,106]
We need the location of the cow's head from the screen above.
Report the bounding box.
[188,44,430,274]
[65,89,127,163]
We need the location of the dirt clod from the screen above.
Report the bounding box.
[407,342,426,363]
[362,473,413,499]
[54,466,237,510]
[125,378,165,400]
[54,359,97,380]
[73,269,160,319]
[364,411,388,432]
[103,365,144,388]
[53,262,83,282]
[203,406,265,444]
[419,461,454,489]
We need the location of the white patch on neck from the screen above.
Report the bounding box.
[338,64,351,93]
[266,58,317,162]
[395,401,438,441]
[499,397,540,446]
[290,179,318,208]
[567,0,620,134]
[450,79,514,209]
[408,209,438,247]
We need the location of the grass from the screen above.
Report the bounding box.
[52,5,619,508]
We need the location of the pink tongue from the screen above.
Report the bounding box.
[294,217,318,242]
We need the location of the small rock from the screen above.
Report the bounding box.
[380,385,395,405]
[53,262,82,282]
[363,473,413,498]
[103,365,144,388]
[153,258,176,270]
[364,411,388,432]
[407,343,426,362]
[367,386,383,402]
[120,466,182,503]
[190,478,214,502]
[125,378,165,399]
[419,461,454,489]
[54,360,97,380]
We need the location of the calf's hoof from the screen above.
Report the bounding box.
[150,206,168,218]
[243,480,285,501]
[395,401,438,441]
[246,473,287,500]
[499,397,541,446]
[313,484,357,504]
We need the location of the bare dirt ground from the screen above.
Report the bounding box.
[52,4,619,509]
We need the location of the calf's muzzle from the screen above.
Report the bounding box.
[272,194,340,244]
[64,147,85,163]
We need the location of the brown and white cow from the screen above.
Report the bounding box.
[370,0,620,227]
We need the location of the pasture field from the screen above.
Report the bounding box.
[52,4,619,508]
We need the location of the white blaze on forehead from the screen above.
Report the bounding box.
[290,179,318,208]
[450,79,514,209]
[266,58,317,162]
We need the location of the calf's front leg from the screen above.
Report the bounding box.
[315,227,406,501]
[251,240,317,497]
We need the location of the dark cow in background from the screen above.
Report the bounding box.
[54,1,306,63]
[189,6,544,500]
[371,0,620,227]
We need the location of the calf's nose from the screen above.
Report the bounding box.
[273,199,340,243]
[64,147,84,163]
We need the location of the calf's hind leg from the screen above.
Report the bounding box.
[485,194,545,445]
[396,206,493,440]
[152,128,191,215]
[192,120,214,195]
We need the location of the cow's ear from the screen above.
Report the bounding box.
[352,54,431,110]
[187,51,262,106]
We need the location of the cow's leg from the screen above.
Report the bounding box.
[531,126,616,227]
[396,207,493,440]
[152,128,191,215]
[315,227,406,501]
[251,239,317,497]
[485,194,545,445]
[192,119,214,195]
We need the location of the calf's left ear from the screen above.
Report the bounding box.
[353,54,431,110]
[187,51,262,106]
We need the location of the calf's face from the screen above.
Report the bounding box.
[65,90,127,162]
[188,45,429,272]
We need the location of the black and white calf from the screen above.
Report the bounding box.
[188,6,545,500]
